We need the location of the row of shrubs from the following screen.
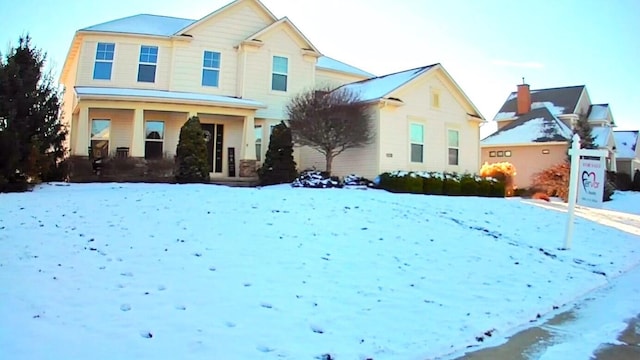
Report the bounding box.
[376,171,506,197]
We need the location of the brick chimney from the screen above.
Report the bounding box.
[516,82,531,115]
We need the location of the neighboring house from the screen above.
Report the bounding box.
[299,64,485,178]
[481,83,617,189]
[614,130,640,176]
[60,0,483,180]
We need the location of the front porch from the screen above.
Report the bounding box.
[70,92,264,179]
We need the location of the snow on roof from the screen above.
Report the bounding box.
[81,14,195,36]
[482,107,572,146]
[494,111,516,121]
[75,87,265,108]
[531,101,565,116]
[495,85,585,120]
[591,126,612,148]
[316,56,375,78]
[337,65,437,102]
[588,104,610,121]
[614,130,639,159]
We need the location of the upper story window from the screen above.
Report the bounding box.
[410,123,424,163]
[137,45,158,83]
[93,43,115,80]
[448,129,459,165]
[202,51,221,87]
[272,56,288,92]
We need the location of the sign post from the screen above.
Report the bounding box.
[564,134,608,249]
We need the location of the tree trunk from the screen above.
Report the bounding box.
[325,153,333,176]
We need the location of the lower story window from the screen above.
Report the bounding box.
[145,121,164,159]
[410,123,424,163]
[254,125,262,162]
[91,119,110,158]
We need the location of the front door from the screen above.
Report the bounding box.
[201,124,224,174]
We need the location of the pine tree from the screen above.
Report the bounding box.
[0,35,66,192]
[258,121,297,185]
[572,115,597,149]
[175,116,209,183]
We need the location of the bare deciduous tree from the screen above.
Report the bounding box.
[287,86,373,175]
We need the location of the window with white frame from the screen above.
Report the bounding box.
[91,119,110,158]
[448,129,459,165]
[272,56,288,91]
[410,123,424,163]
[145,121,164,159]
[254,125,263,162]
[137,45,158,83]
[202,51,220,87]
[93,43,115,80]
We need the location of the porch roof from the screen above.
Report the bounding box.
[75,87,266,109]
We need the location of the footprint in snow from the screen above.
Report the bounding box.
[120,304,132,312]
[140,331,153,339]
[260,302,273,309]
[157,285,166,291]
[175,305,187,311]
[256,345,274,353]
[310,324,325,334]
[225,321,236,328]
[120,272,133,277]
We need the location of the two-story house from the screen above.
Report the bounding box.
[61,0,484,181]
[480,83,617,189]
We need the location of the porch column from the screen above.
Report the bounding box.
[76,106,89,156]
[131,107,145,157]
[239,114,257,177]
[241,115,256,160]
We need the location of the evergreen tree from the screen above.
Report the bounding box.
[175,116,209,183]
[633,169,640,191]
[0,35,66,192]
[572,115,597,149]
[258,121,297,185]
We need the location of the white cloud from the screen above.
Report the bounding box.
[491,59,544,69]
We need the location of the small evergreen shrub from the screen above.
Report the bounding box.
[343,174,373,186]
[422,173,444,195]
[603,171,616,202]
[292,170,341,188]
[613,172,632,191]
[459,174,479,196]
[480,162,516,196]
[477,178,492,197]
[633,169,640,191]
[175,116,209,183]
[258,121,297,185]
[442,173,461,195]
[489,180,506,197]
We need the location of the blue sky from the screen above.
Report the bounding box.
[4,0,640,135]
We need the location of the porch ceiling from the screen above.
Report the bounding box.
[75,86,266,110]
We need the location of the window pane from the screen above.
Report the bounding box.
[91,140,109,158]
[272,73,287,91]
[93,62,112,80]
[91,120,110,139]
[146,121,164,140]
[202,69,219,87]
[203,51,220,68]
[96,43,114,60]
[138,64,156,82]
[448,129,459,147]
[139,46,158,63]
[410,124,423,143]
[273,56,288,73]
[448,148,459,165]
[145,141,163,159]
[411,144,423,163]
[254,125,262,161]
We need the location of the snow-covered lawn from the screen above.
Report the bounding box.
[0,183,638,360]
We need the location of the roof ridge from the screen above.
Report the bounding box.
[346,63,439,86]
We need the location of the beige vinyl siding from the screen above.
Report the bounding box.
[379,72,481,174]
[88,109,133,156]
[243,28,316,120]
[315,69,369,88]
[171,3,272,95]
[76,35,172,90]
[481,143,567,188]
[297,109,380,179]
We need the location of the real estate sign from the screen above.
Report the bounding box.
[577,156,605,208]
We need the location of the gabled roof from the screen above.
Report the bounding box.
[316,56,375,78]
[75,87,265,109]
[482,107,572,146]
[614,130,639,159]
[243,17,320,54]
[80,14,195,36]
[178,0,277,35]
[587,103,615,125]
[337,64,438,102]
[494,85,585,121]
